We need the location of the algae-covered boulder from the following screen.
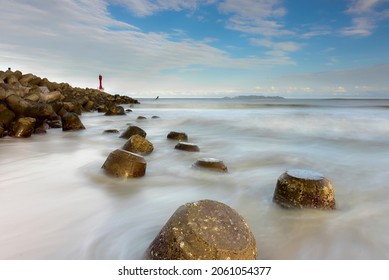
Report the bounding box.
[61,112,85,131]
[122,134,154,155]
[0,106,16,129]
[9,117,36,138]
[120,125,146,139]
[105,105,125,116]
[273,169,336,210]
[193,158,228,173]
[102,149,146,178]
[145,199,257,260]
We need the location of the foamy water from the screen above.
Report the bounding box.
[1,98,389,259]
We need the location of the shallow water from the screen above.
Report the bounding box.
[1,98,389,259]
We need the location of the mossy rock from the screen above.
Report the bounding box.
[9,117,36,138]
[61,112,85,131]
[175,142,200,152]
[167,131,188,141]
[122,134,154,155]
[101,149,146,178]
[145,199,257,260]
[193,158,228,173]
[273,169,336,210]
[120,125,146,139]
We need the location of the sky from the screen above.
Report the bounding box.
[1,0,389,98]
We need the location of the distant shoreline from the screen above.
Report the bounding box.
[223,95,284,100]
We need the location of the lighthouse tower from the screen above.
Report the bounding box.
[98,74,104,91]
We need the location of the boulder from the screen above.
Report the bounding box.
[145,199,257,260]
[24,93,40,102]
[18,73,36,86]
[0,106,16,129]
[5,74,20,86]
[47,119,62,129]
[5,94,32,116]
[273,169,336,210]
[97,104,108,113]
[61,112,85,131]
[137,116,147,120]
[101,149,146,178]
[193,158,228,173]
[34,120,49,134]
[0,86,6,100]
[83,100,95,112]
[175,142,200,152]
[40,90,63,103]
[27,103,56,119]
[122,135,154,155]
[167,131,188,141]
[9,117,36,138]
[105,105,125,116]
[120,125,147,139]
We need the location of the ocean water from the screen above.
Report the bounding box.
[1,97,389,260]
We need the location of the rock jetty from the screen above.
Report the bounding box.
[0,68,139,138]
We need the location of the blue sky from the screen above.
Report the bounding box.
[1,0,388,98]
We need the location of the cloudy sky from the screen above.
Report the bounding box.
[1,0,389,98]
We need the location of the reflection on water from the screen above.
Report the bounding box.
[1,98,389,259]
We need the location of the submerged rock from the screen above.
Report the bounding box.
[145,199,257,260]
[103,129,119,134]
[101,149,146,178]
[122,134,154,155]
[273,169,336,210]
[105,105,125,116]
[193,158,228,173]
[175,142,200,152]
[120,125,147,139]
[167,131,188,141]
[61,112,85,131]
[9,117,36,138]
[34,120,49,134]
[47,119,62,129]
[97,104,108,113]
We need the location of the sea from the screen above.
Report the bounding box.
[1,97,389,260]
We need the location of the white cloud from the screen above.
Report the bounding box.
[301,26,332,39]
[340,17,375,36]
[346,0,381,14]
[341,0,389,37]
[250,38,301,61]
[110,0,215,17]
[218,0,292,37]
[333,86,347,93]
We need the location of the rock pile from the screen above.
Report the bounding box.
[0,68,139,137]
